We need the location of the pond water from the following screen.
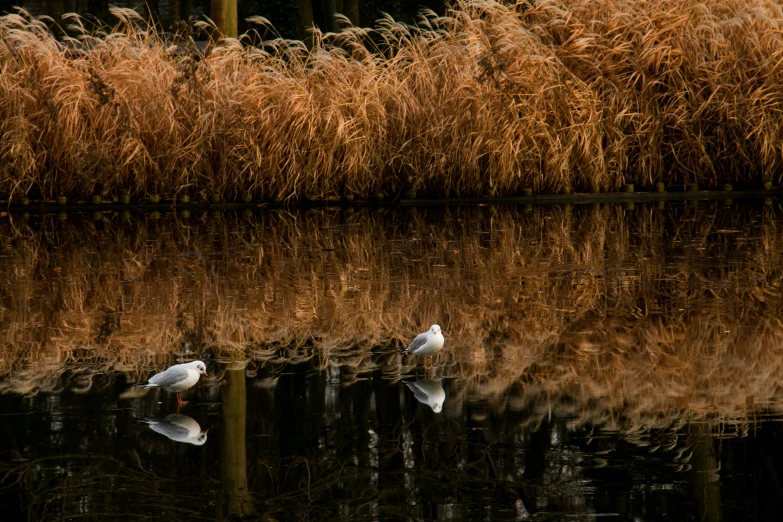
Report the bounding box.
[1,201,783,521]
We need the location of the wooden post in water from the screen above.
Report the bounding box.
[210,0,237,38]
[218,363,254,518]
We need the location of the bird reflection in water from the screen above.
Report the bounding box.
[404,379,446,413]
[141,414,209,445]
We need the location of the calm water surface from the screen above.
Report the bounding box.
[1,202,783,521]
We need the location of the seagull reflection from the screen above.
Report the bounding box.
[141,414,208,445]
[404,378,446,413]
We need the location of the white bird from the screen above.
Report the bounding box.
[404,379,446,413]
[401,324,445,369]
[135,360,209,406]
[141,414,208,445]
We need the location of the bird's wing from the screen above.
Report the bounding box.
[148,366,190,388]
[144,419,191,441]
[163,414,200,430]
[405,381,432,405]
[419,380,446,403]
[406,379,445,406]
[405,332,428,353]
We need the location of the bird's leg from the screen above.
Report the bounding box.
[176,392,188,406]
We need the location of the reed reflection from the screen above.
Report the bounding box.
[1,203,783,437]
[140,413,208,445]
[404,378,446,413]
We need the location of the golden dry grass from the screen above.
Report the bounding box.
[1,203,783,438]
[1,0,783,201]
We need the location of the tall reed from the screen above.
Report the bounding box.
[1,0,783,200]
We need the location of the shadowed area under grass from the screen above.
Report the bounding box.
[2,0,783,201]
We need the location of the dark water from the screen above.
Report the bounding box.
[2,202,783,520]
[2,365,783,521]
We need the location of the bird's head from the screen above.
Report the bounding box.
[431,402,443,413]
[194,430,209,445]
[431,325,441,335]
[193,361,209,378]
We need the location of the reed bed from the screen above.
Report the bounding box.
[1,0,783,200]
[1,204,783,438]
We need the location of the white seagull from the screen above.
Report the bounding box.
[141,414,208,445]
[135,360,209,406]
[401,324,445,369]
[404,379,446,413]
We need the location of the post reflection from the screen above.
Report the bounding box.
[218,363,254,519]
[140,414,208,445]
[689,423,723,522]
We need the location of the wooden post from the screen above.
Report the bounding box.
[324,0,339,32]
[297,0,315,48]
[210,0,237,38]
[343,0,360,25]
